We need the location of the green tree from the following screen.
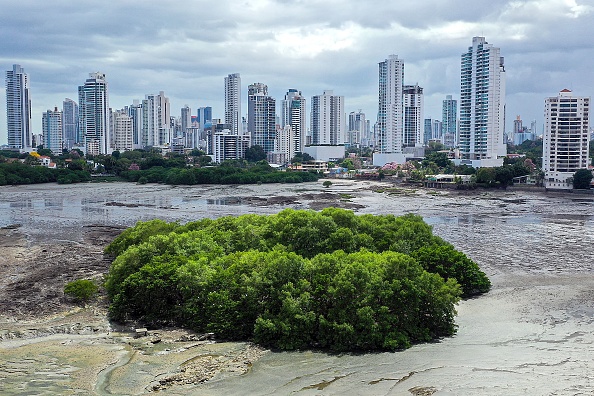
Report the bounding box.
[573,169,593,189]
[475,167,496,185]
[244,145,267,162]
[291,152,314,164]
[323,180,332,188]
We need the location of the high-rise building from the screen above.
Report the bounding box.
[42,107,62,155]
[247,83,276,152]
[459,37,506,166]
[78,72,110,155]
[225,73,241,135]
[311,90,344,146]
[281,89,306,154]
[126,100,143,149]
[376,55,404,154]
[348,110,367,146]
[111,110,133,152]
[197,106,212,126]
[442,95,457,148]
[62,98,79,151]
[181,105,192,136]
[5,64,32,150]
[403,84,423,147]
[423,118,443,144]
[141,91,170,147]
[543,89,590,189]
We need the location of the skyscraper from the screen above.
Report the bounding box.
[126,100,143,149]
[281,89,306,154]
[442,95,457,148]
[543,89,590,189]
[311,90,344,146]
[459,37,506,166]
[142,91,170,147]
[247,83,276,152]
[403,84,423,147]
[78,72,110,155]
[42,107,62,155]
[197,106,212,126]
[180,105,192,144]
[225,73,241,135]
[5,64,32,150]
[62,98,79,151]
[348,110,367,146]
[377,55,404,154]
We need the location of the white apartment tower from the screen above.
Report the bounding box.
[311,90,344,145]
[225,73,241,135]
[377,55,404,154]
[42,107,63,155]
[403,84,424,147]
[543,89,590,189]
[78,72,110,155]
[459,37,506,166]
[112,110,134,152]
[142,91,171,147]
[248,83,276,152]
[281,89,306,154]
[6,64,32,150]
[274,125,296,163]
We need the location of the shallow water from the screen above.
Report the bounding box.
[1,181,593,395]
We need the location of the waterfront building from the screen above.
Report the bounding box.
[274,125,296,164]
[442,95,457,148]
[206,123,250,162]
[62,98,79,151]
[225,73,241,135]
[5,64,32,150]
[78,72,110,155]
[248,83,276,152]
[459,37,506,167]
[311,90,344,146]
[403,84,424,147]
[112,110,134,152]
[543,89,590,189]
[281,89,306,154]
[42,107,62,155]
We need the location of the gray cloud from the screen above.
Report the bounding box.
[2,0,594,142]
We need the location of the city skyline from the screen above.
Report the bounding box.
[1,1,594,145]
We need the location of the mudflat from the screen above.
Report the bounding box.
[1,180,593,395]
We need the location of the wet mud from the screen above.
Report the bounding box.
[1,180,593,395]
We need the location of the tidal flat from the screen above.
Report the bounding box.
[1,180,593,395]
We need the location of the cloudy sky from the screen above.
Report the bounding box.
[1,0,593,145]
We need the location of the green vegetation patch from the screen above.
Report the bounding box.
[105,208,490,352]
[64,279,98,302]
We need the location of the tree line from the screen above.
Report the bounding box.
[104,208,491,352]
[0,162,91,185]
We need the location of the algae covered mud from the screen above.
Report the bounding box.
[1,181,594,395]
